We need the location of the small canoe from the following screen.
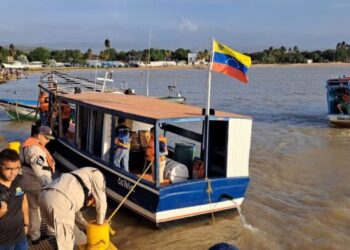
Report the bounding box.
[0,98,39,121]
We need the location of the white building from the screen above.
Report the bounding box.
[188,53,197,64]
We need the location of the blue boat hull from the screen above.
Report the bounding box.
[53,139,249,223]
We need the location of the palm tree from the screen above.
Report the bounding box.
[84,48,93,59]
[103,39,111,61]
[9,44,16,57]
[104,39,111,49]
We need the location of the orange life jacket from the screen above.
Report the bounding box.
[61,103,71,119]
[22,137,55,172]
[342,94,350,103]
[39,92,49,112]
[146,136,167,162]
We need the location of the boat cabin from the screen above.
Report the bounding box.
[326,76,350,114]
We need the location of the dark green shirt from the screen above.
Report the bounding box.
[0,175,26,247]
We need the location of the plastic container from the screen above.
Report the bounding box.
[174,142,196,169]
[164,158,189,183]
[87,221,111,250]
[7,141,21,154]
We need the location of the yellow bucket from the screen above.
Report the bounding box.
[7,141,21,154]
[87,221,117,250]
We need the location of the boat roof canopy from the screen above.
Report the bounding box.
[327,77,350,86]
[60,92,250,123]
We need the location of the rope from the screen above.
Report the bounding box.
[107,161,153,234]
[205,178,216,224]
[19,110,36,119]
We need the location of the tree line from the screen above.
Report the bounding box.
[1,40,350,65]
[250,42,350,64]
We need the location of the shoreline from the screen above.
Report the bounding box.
[2,62,349,82]
[25,62,350,73]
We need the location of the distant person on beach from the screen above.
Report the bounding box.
[113,118,131,171]
[337,90,350,114]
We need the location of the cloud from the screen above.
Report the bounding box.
[179,18,198,32]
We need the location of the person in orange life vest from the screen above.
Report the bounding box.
[337,90,350,114]
[19,126,55,245]
[60,101,71,136]
[39,91,49,125]
[145,127,168,182]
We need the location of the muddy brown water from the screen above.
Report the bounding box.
[1,65,350,249]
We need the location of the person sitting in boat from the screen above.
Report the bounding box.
[39,91,49,125]
[61,101,71,136]
[145,127,168,183]
[337,91,350,114]
[113,118,131,172]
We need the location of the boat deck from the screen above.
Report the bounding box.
[60,91,249,121]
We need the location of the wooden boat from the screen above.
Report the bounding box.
[0,98,38,121]
[326,76,350,126]
[39,80,252,225]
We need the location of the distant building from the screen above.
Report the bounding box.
[86,59,102,67]
[188,53,197,64]
[306,59,313,64]
[6,56,14,63]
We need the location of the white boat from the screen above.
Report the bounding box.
[2,61,27,69]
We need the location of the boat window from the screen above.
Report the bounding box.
[89,110,104,157]
[77,106,90,151]
[329,87,350,114]
[59,101,75,144]
[110,117,152,174]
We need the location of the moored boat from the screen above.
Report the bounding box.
[39,80,252,225]
[326,76,350,126]
[158,85,186,104]
[0,98,38,121]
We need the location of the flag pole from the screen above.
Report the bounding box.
[206,38,215,115]
[204,38,215,178]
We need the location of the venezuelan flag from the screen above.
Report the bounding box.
[211,40,251,84]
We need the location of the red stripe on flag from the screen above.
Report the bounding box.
[211,62,249,84]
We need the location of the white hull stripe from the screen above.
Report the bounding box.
[156,198,243,222]
[106,186,243,223]
[57,139,159,194]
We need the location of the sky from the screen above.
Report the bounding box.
[1,0,350,53]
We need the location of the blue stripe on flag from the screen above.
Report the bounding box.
[213,52,249,74]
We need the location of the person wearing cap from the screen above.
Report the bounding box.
[39,167,107,250]
[20,125,56,245]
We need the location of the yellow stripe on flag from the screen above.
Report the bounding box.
[213,40,252,67]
